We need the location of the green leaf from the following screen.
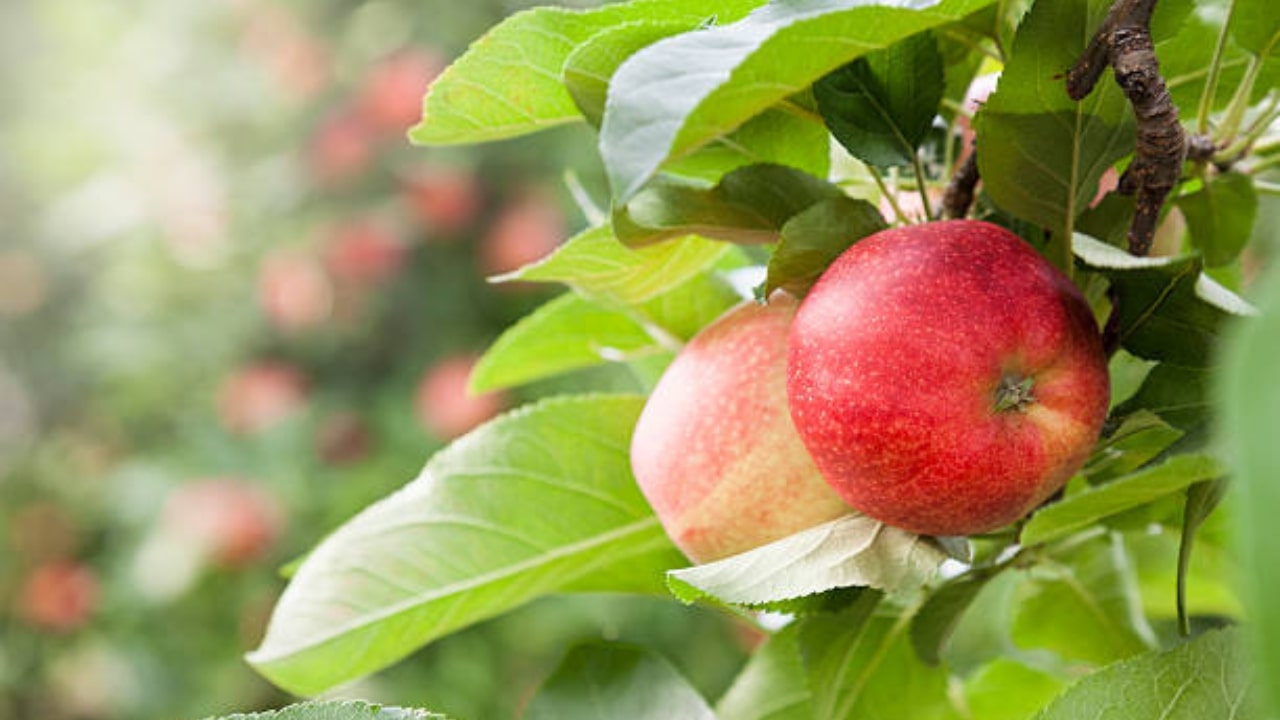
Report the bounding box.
[612,164,845,247]
[600,0,1000,200]
[1219,274,1280,716]
[667,515,946,610]
[410,0,763,145]
[909,571,996,667]
[1073,233,1257,367]
[963,659,1066,720]
[974,0,1135,241]
[564,21,695,127]
[523,643,713,720]
[247,395,684,695]
[716,625,812,720]
[1176,479,1230,635]
[800,596,961,720]
[1022,454,1225,547]
[664,107,834,185]
[814,31,945,168]
[1109,363,1210,433]
[471,268,742,392]
[469,292,657,392]
[765,196,888,298]
[1030,628,1258,720]
[1177,172,1259,268]
[1011,534,1156,667]
[1232,0,1280,58]
[202,701,446,720]
[498,224,731,306]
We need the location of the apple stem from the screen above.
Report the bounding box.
[993,374,1035,413]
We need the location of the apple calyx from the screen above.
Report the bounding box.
[993,373,1035,414]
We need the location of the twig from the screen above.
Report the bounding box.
[942,147,980,219]
[1065,0,1210,257]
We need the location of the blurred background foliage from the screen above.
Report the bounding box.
[0,0,752,717]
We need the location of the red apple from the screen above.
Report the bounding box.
[315,411,373,466]
[17,560,99,633]
[258,249,333,332]
[630,293,852,563]
[414,355,507,440]
[400,165,483,238]
[322,218,407,286]
[217,362,308,435]
[163,478,284,568]
[478,188,565,278]
[787,220,1109,536]
[308,107,374,186]
[357,47,446,136]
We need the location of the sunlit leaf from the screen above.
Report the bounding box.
[963,659,1066,720]
[498,224,731,306]
[600,0,999,200]
[524,643,713,720]
[410,0,763,145]
[667,514,946,610]
[247,395,683,695]
[1031,628,1258,720]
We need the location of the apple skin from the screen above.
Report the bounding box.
[787,220,1109,537]
[631,293,852,563]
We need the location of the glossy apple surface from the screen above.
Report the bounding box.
[631,293,851,563]
[787,220,1109,536]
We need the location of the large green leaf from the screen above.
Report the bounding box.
[974,0,1134,241]
[1110,363,1210,434]
[203,701,445,720]
[409,0,763,145]
[1011,534,1156,667]
[1031,628,1257,720]
[564,21,697,127]
[247,395,683,695]
[814,30,945,168]
[599,0,999,200]
[523,643,714,720]
[497,224,731,306]
[800,595,961,720]
[1073,234,1256,367]
[1219,275,1280,716]
[909,571,997,666]
[1177,172,1259,268]
[1232,0,1280,57]
[1021,454,1225,547]
[716,625,812,720]
[667,515,946,609]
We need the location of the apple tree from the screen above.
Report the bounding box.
[213,0,1280,717]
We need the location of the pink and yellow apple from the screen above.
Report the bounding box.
[787,220,1109,536]
[630,293,852,563]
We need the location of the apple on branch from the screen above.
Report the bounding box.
[630,292,852,563]
[787,220,1109,537]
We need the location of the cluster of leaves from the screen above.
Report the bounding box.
[227,0,1280,717]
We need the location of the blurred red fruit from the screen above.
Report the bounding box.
[414,356,507,440]
[479,188,566,278]
[322,219,407,286]
[315,412,373,466]
[164,479,284,568]
[238,5,332,101]
[400,165,483,238]
[258,249,333,331]
[358,47,446,136]
[308,108,374,186]
[217,362,308,435]
[17,561,99,633]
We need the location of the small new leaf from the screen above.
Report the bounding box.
[765,197,888,298]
